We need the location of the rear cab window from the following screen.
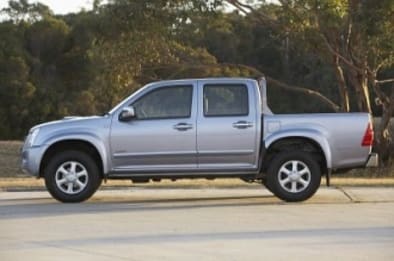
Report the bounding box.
[203,84,249,117]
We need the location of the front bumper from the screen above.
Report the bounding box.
[366,153,379,167]
[21,145,48,176]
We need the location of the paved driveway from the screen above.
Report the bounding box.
[0,187,393,260]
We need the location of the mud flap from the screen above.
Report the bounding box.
[326,169,331,186]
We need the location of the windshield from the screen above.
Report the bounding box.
[107,83,148,115]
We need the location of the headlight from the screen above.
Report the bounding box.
[27,128,40,147]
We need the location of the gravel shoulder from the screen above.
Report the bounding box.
[0,177,393,191]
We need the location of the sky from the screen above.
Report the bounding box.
[0,0,276,15]
[0,0,94,14]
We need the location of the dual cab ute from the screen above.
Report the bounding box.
[21,77,378,202]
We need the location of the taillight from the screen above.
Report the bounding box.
[362,122,374,146]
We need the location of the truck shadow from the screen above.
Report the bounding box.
[38,226,394,246]
[0,194,282,220]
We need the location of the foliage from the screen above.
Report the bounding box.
[0,0,392,145]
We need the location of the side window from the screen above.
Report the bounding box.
[203,84,249,117]
[132,85,193,120]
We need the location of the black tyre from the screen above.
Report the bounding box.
[266,151,321,202]
[44,150,102,203]
[262,178,274,194]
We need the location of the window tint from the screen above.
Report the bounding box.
[132,85,192,119]
[203,84,248,116]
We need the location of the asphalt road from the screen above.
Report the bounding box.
[0,187,393,260]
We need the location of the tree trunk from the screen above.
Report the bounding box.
[332,56,350,112]
[376,101,394,165]
[361,75,372,114]
[348,70,372,113]
[373,84,394,166]
[282,33,290,81]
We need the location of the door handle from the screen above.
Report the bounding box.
[232,121,253,129]
[173,123,193,131]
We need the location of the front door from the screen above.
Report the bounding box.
[110,83,197,172]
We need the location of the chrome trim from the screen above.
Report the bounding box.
[113,151,196,158]
[197,150,255,156]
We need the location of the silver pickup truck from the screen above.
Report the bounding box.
[21,77,378,203]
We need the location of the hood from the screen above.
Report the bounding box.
[32,115,108,131]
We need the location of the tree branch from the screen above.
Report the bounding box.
[312,2,369,76]
[226,0,254,13]
[226,0,249,15]
[320,33,364,74]
[277,0,310,28]
[375,79,394,85]
[376,58,392,74]
[142,62,340,112]
[225,63,340,111]
[264,76,340,112]
[345,16,352,53]
[225,0,280,28]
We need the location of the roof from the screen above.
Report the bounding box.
[146,77,258,86]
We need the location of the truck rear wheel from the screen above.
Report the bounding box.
[265,151,321,202]
[44,150,102,203]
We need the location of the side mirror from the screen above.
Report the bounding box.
[119,106,136,122]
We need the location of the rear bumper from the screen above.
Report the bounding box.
[366,153,379,167]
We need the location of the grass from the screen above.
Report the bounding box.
[1,177,394,190]
[0,141,26,177]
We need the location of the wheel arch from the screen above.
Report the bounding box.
[263,131,332,172]
[39,138,107,178]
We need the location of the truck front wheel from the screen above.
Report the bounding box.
[265,151,321,202]
[44,150,102,203]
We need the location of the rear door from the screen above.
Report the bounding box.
[197,80,259,170]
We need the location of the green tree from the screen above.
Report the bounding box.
[86,0,222,111]
[225,0,394,164]
[0,21,35,138]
